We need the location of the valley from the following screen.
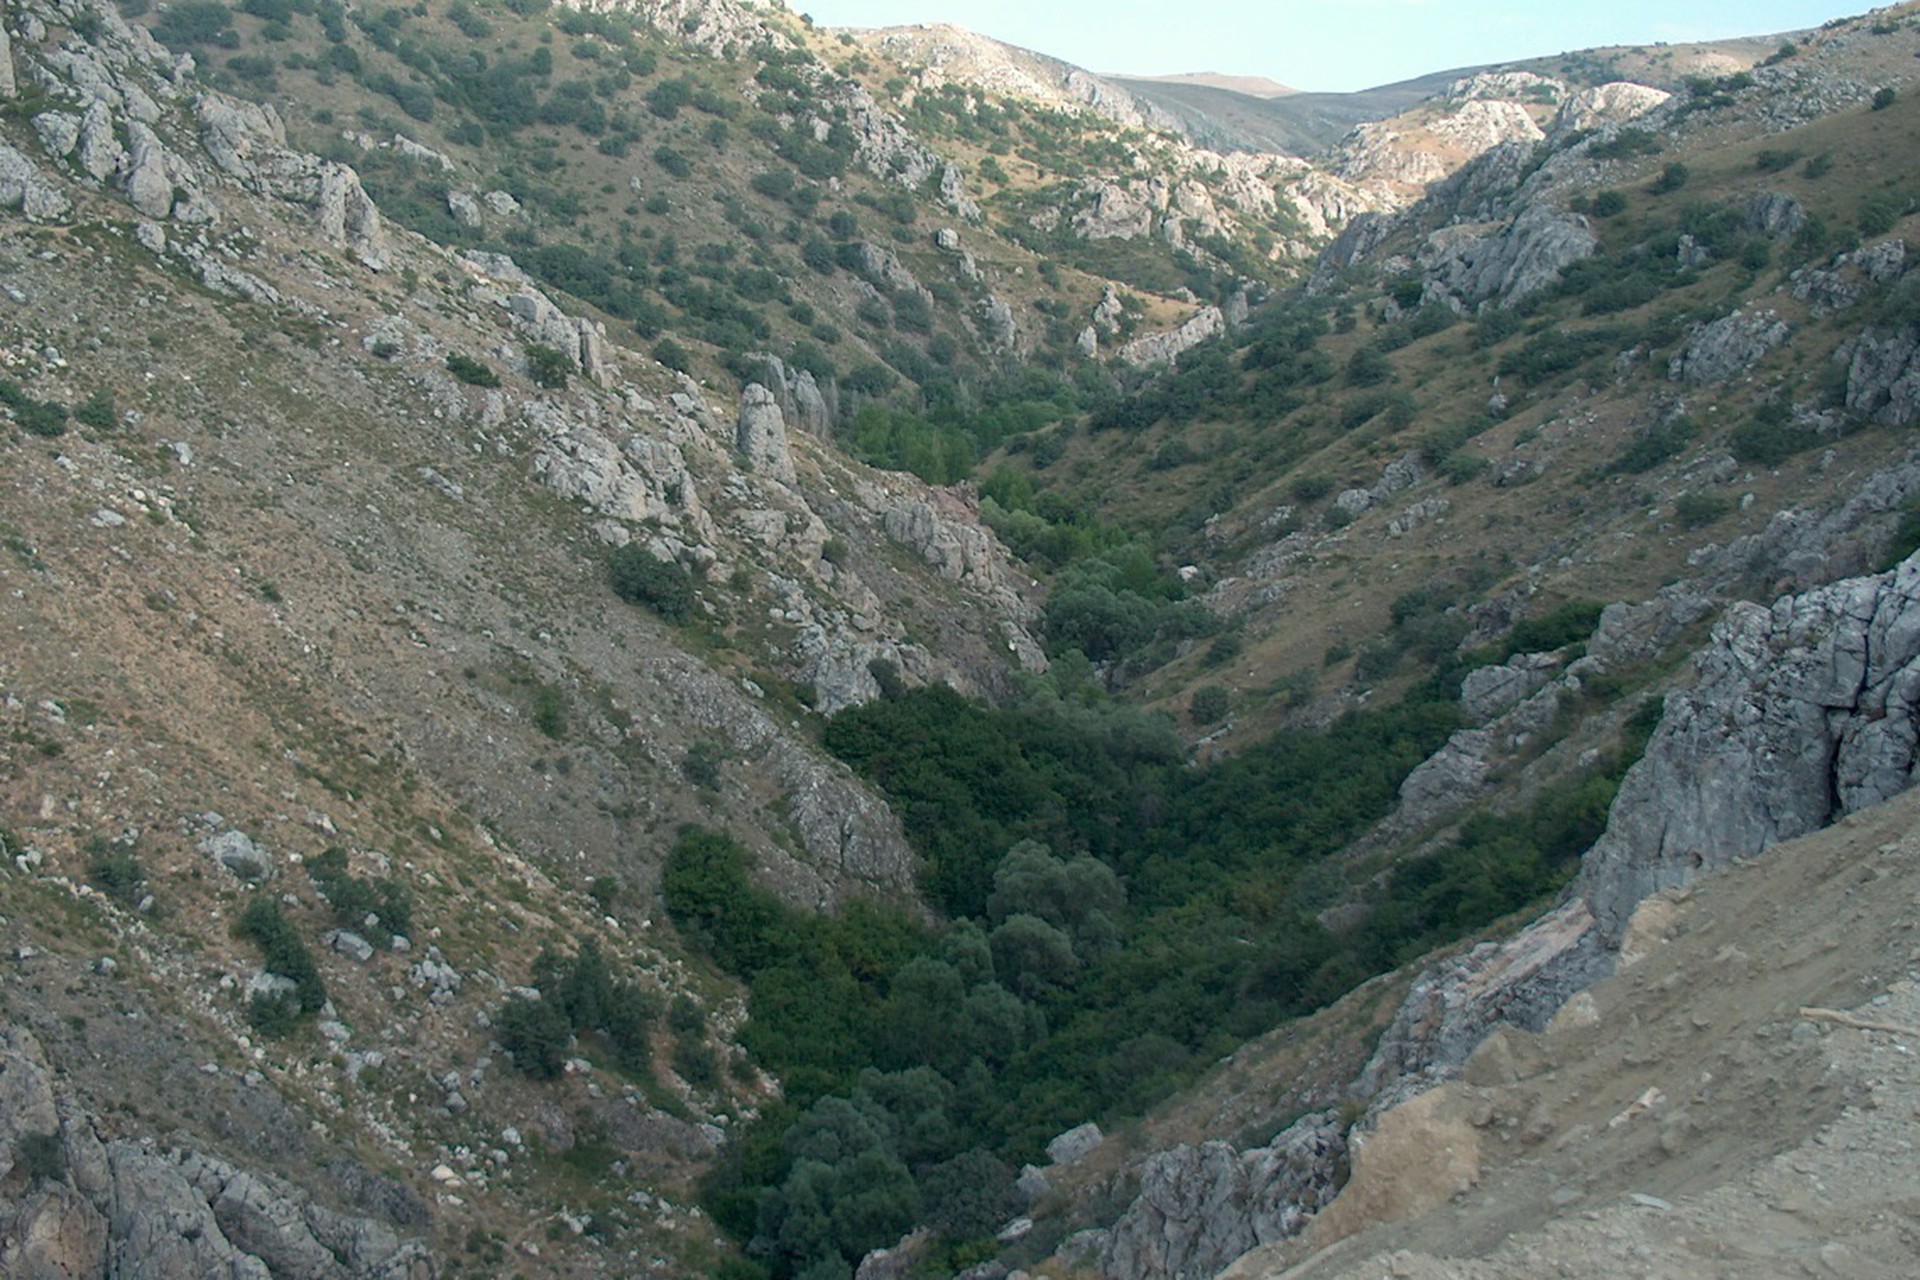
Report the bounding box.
[2,0,1920,1277]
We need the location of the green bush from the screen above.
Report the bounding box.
[154,0,235,45]
[1590,189,1627,217]
[445,353,500,387]
[1730,409,1817,466]
[497,994,570,1078]
[1648,162,1691,195]
[1874,86,1898,111]
[0,379,69,437]
[525,344,573,389]
[1675,492,1731,529]
[1190,684,1230,725]
[73,389,118,431]
[609,545,696,621]
[236,897,326,1032]
[307,847,413,940]
[86,840,148,906]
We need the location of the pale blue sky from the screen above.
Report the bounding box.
[794,1,1871,92]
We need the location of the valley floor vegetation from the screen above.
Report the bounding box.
[669,660,1657,1277]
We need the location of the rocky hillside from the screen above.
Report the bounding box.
[7,0,1920,1277]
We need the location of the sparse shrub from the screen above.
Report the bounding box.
[1730,407,1816,466]
[1590,189,1627,217]
[673,1037,719,1087]
[0,379,69,437]
[1190,684,1230,726]
[496,994,570,1078]
[1804,153,1835,179]
[445,352,500,387]
[1586,127,1662,161]
[1873,86,1898,111]
[73,388,118,430]
[609,544,696,621]
[1675,492,1731,528]
[652,144,692,177]
[1345,345,1392,387]
[17,1132,66,1184]
[1755,148,1801,173]
[1290,473,1334,502]
[653,337,690,372]
[154,0,235,46]
[681,740,724,788]
[1648,162,1690,194]
[236,897,326,1033]
[1607,415,1696,474]
[307,847,412,940]
[86,839,147,906]
[525,344,572,389]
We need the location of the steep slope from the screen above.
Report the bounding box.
[1232,785,1920,1279]
[0,0,1056,1271]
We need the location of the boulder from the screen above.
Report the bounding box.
[1045,1122,1103,1166]
[1459,653,1560,724]
[201,830,272,880]
[1746,190,1807,240]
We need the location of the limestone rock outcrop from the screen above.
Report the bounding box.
[1552,81,1671,135]
[1669,307,1792,384]
[1841,325,1920,426]
[1094,1114,1349,1280]
[1120,306,1227,368]
[1,1028,429,1279]
[736,383,798,485]
[1427,205,1597,308]
[1580,552,1920,939]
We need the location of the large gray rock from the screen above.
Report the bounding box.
[1746,190,1807,240]
[1097,1113,1348,1280]
[1356,900,1608,1105]
[1581,553,1920,940]
[1120,306,1225,368]
[0,144,71,221]
[0,20,15,101]
[1045,1122,1103,1166]
[735,383,797,484]
[75,100,127,184]
[882,499,1000,587]
[1428,204,1597,308]
[1459,653,1561,725]
[200,830,273,880]
[1842,326,1920,427]
[2,1027,426,1280]
[1669,307,1791,384]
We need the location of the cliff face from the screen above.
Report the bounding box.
[1582,555,1920,939]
